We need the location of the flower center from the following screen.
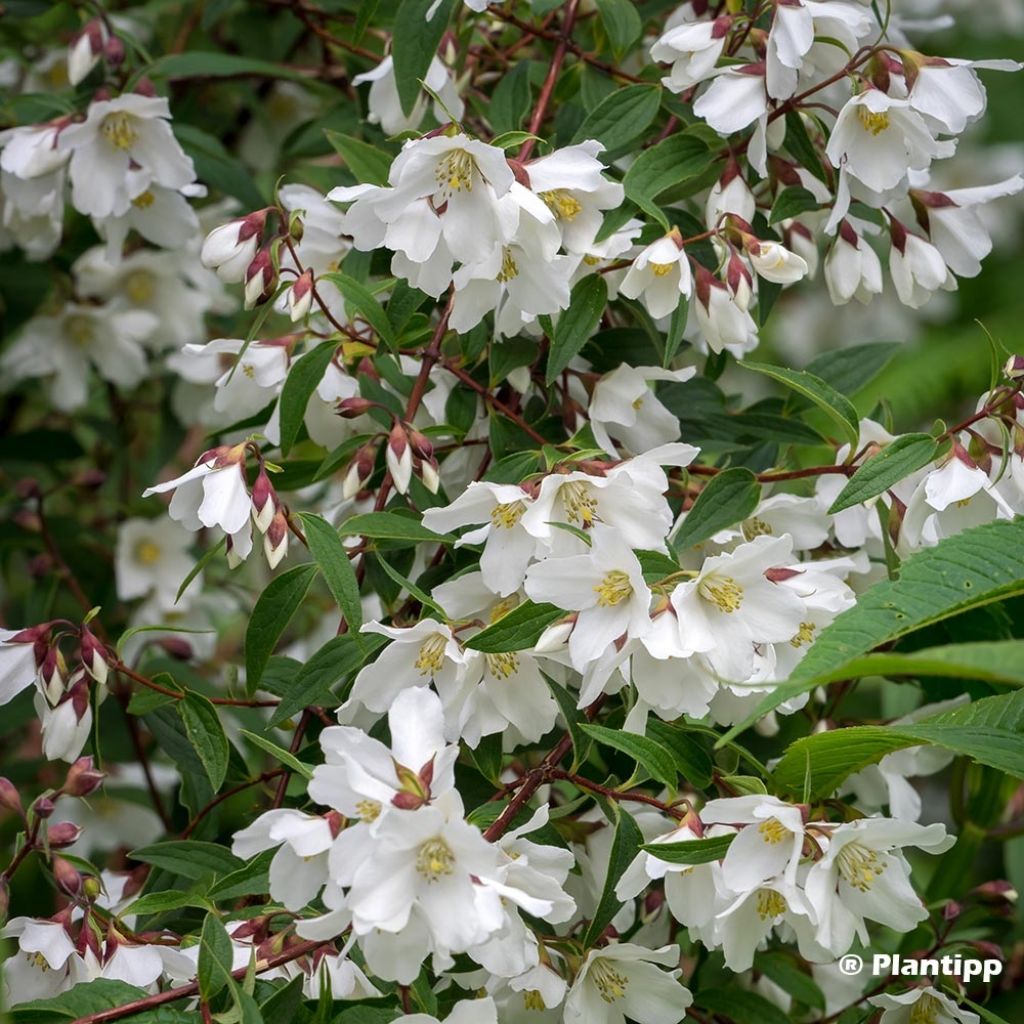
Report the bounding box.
[356,799,381,822]
[134,540,163,566]
[758,817,790,845]
[101,111,139,150]
[540,188,582,221]
[561,481,599,525]
[491,500,526,529]
[131,190,155,209]
[489,595,519,623]
[435,149,476,194]
[415,837,455,881]
[590,958,629,1003]
[856,105,890,136]
[649,261,675,277]
[698,574,743,613]
[64,314,95,347]
[523,990,546,1011]
[755,888,788,920]
[837,841,886,892]
[594,569,632,607]
[124,270,155,304]
[909,994,941,1024]
[496,247,519,283]
[742,517,773,540]
[486,651,520,679]
[415,633,448,675]
[789,621,816,648]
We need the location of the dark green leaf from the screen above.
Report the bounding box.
[639,833,734,864]
[392,0,456,115]
[338,510,453,544]
[464,600,565,652]
[489,59,532,134]
[298,512,363,631]
[769,185,821,224]
[130,841,243,881]
[571,84,662,155]
[623,132,713,225]
[672,467,761,552]
[581,724,677,787]
[582,807,643,946]
[546,275,608,384]
[278,340,338,456]
[324,130,392,186]
[198,913,235,1000]
[595,0,643,56]
[178,692,230,791]
[320,271,396,348]
[245,564,318,688]
[828,433,940,513]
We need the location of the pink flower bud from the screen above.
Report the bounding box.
[1004,354,1024,380]
[264,509,289,569]
[287,270,314,322]
[48,822,84,848]
[244,249,276,310]
[53,856,82,896]
[251,467,277,534]
[79,626,108,686]
[387,424,413,495]
[343,444,377,499]
[0,777,23,815]
[33,796,55,819]
[336,397,375,419]
[64,756,106,797]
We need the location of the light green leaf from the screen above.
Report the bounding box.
[240,729,314,780]
[672,467,761,553]
[464,601,565,652]
[123,890,214,917]
[803,340,901,400]
[743,361,860,446]
[145,51,313,84]
[324,130,392,186]
[595,0,643,56]
[178,692,229,791]
[582,807,643,946]
[245,564,318,688]
[320,271,396,348]
[769,185,821,224]
[581,724,677,788]
[198,913,235,1000]
[571,84,662,155]
[546,275,608,384]
[338,510,453,544]
[298,512,363,631]
[827,433,940,513]
[623,132,713,226]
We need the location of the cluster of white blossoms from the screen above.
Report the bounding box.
[2,3,1023,1024]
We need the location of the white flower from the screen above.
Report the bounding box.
[524,525,652,671]
[200,216,261,282]
[909,57,1020,136]
[59,95,196,219]
[394,997,498,1024]
[35,679,93,763]
[354,54,464,137]
[747,239,809,284]
[825,90,951,195]
[889,227,954,308]
[588,364,695,457]
[564,943,691,1024]
[177,337,290,420]
[917,175,1024,278]
[142,445,252,538]
[1,917,80,1004]
[804,818,954,956]
[0,630,38,707]
[824,223,883,305]
[706,167,756,229]
[421,482,538,597]
[0,123,69,180]
[650,18,729,93]
[526,140,624,253]
[870,986,980,1024]
[95,181,203,261]
[232,809,336,911]
[694,65,769,136]
[0,303,156,412]
[310,687,458,818]
[670,534,806,680]
[690,268,759,358]
[619,233,692,320]
[115,517,199,611]
[67,21,107,86]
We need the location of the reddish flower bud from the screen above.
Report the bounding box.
[48,822,84,848]
[64,756,106,797]
[251,467,277,534]
[0,777,23,815]
[336,396,375,419]
[264,508,290,570]
[287,269,314,322]
[53,856,82,896]
[33,796,55,819]
[79,626,108,686]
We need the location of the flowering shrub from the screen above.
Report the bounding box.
[2,2,1024,1024]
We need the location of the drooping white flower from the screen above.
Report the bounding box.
[354,54,464,137]
[825,90,952,195]
[888,222,954,308]
[619,232,693,319]
[908,57,1021,136]
[694,65,769,136]
[824,222,884,305]
[690,266,759,358]
[58,94,196,219]
[870,986,980,1024]
[0,629,39,707]
[564,943,691,1024]
[524,525,652,671]
[650,17,730,93]
[588,364,695,456]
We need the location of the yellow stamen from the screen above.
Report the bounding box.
[415,633,448,675]
[561,481,599,526]
[789,622,816,648]
[123,270,155,304]
[649,261,675,277]
[836,841,886,892]
[415,837,455,881]
[496,247,519,283]
[856,105,890,135]
[134,540,162,566]
[594,569,632,607]
[101,111,139,150]
[590,958,629,1003]
[698,574,743,613]
[909,993,942,1024]
[758,817,790,845]
[491,500,526,529]
[539,188,582,221]
[522,990,546,1011]
[742,517,774,541]
[435,149,476,194]
[356,799,381,822]
[131,190,155,209]
[486,651,520,679]
[755,889,788,920]
[64,314,94,347]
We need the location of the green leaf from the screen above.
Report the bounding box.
[338,510,453,544]
[639,833,734,864]
[464,600,565,652]
[145,51,313,83]
[582,807,643,946]
[769,185,821,224]
[278,340,339,456]
[827,433,940,513]
[772,688,1024,798]
[173,123,264,209]
[9,980,151,1023]
[743,361,860,446]
[581,724,677,788]
[320,271,396,348]
[698,988,791,1024]
[207,849,276,901]
[571,84,662,155]
[623,132,713,226]
[268,632,386,728]
[595,0,643,56]
[962,998,1013,1024]
[542,671,593,770]
[392,0,456,115]
[245,564,318,688]
[672,467,762,552]
[489,59,532,134]
[546,275,608,384]
[645,720,714,788]
[198,913,236,1000]
[324,130,392,186]
[130,841,243,880]
[375,553,445,615]
[123,890,214,917]
[240,729,314,780]
[298,512,363,631]
[178,692,229,791]
[718,519,1024,745]
[804,340,900,399]
[754,952,825,1011]
[784,110,827,182]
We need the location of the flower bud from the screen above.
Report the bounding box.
[534,618,573,653]
[336,396,375,419]
[244,248,276,309]
[82,875,102,901]
[103,35,125,68]
[251,467,277,534]
[386,423,413,495]
[158,636,193,659]
[48,822,84,848]
[33,796,55,819]
[53,856,83,897]
[67,19,107,86]
[264,509,289,570]
[343,444,377,499]
[0,777,23,815]
[1004,354,1024,380]
[201,212,265,282]
[419,458,441,495]
[287,269,314,322]
[64,756,106,798]
[39,647,66,705]
[79,626,108,686]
